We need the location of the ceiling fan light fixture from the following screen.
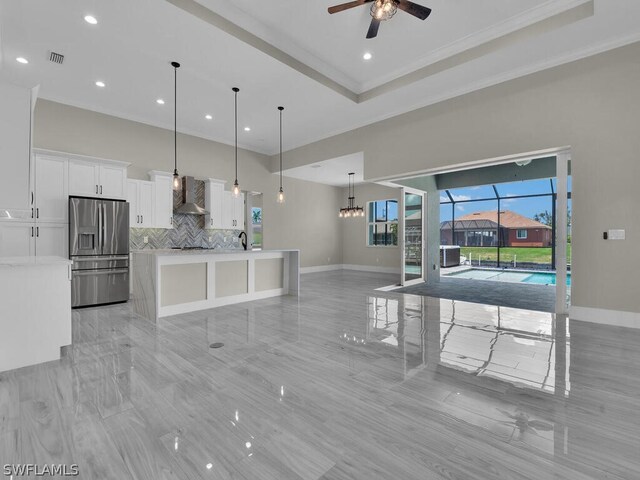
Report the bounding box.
[371,0,397,21]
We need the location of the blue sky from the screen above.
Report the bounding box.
[439,177,572,221]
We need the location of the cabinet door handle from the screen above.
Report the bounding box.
[136,215,139,224]
[36,208,39,219]
[31,192,34,205]
[100,185,103,195]
[36,227,39,237]
[96,185,99,194]
[141,215,143,224]
[170,217,173,225]
[31,208,34,219]
[31,227,34,237]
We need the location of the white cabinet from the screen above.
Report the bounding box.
[221,192,234,230]
[35,223,68,257]
[69,159,127,199]
[68,160,100,197]
[205,181,244,230]
[0,82,34,220]
[149,172,174,229]
[233,193,245,230]
[100,164,127,199]
[204,180,225,229]
[127,180,154,228]
[0,222,35,256]
[34,154,68,223]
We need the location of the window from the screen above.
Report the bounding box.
[251,207,262,249]
[516,229,528,239]
[367,199,398,246]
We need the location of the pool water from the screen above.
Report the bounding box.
[446,268,571,286]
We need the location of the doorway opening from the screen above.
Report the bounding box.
[378,149,572,314]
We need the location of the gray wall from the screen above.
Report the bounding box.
[33,100,343,268]
[341,183,400,271]
[275,42,640,314]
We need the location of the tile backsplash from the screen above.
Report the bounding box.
[130,178,242,251]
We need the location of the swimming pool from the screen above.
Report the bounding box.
[445,268,571,286]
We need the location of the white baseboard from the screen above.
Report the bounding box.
[570,305,640,329]
[301,264,400,275]
[300,264,344,274]
[342,264,401,274]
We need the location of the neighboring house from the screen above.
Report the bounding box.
[440,210,552,247]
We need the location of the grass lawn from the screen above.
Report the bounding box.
[460,245,572,264]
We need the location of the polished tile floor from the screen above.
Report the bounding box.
[1,270,639,479]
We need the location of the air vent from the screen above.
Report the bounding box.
[49,51,64,64]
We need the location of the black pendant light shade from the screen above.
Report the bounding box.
[171,61,181,192]
[339,173,364,218]
[277,106,285,204]
[232,87,241,198]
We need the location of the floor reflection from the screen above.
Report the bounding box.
[6,271,638,479]
[366,295,569,395]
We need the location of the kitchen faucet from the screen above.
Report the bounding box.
[238,231,248,251]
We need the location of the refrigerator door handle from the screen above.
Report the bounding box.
[73,268,129,276]
[98,201,103,254]
[102,202,107,254]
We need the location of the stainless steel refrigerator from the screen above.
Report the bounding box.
[69,196,129,308]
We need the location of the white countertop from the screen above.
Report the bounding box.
[0,256,73,267]
[132,249,299,256]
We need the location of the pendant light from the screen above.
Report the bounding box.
[277,106,285,204]
[232,87,241,197]
[339,173,364,218]
[171,61,181,191]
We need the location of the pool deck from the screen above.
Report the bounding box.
[395,275,556,312]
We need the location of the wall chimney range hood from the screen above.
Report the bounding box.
[174,176,208,215]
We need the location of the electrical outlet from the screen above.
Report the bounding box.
[143,236,149,244]
[208,236,212,242]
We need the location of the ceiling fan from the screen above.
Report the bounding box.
[328,0,432,39]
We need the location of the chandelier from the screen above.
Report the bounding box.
[370,0,398,21]
[339,172,364,218]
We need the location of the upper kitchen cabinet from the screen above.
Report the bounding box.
[34,153,68,223]
[221,191,245,230]
[149,171,174,229]
[69,158,128,199]
[0,82,36,221]
[127,179,154,228]
[233,193,245,230]
[204,179,225,229]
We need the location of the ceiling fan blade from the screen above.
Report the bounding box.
[328,0,373,14]
[397,0,432,20]
[366,18,380,39]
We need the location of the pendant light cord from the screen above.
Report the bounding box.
[233,88,239,183]
[279,107,284,190]
[174,65,177,174]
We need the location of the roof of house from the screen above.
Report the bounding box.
[455,210,551,229]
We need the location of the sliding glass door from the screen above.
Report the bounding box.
[400,188,424,286]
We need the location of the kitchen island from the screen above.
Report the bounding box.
[131,249,299,322]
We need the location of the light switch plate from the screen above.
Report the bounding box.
[143,236,149,244]
[608,229,625,240]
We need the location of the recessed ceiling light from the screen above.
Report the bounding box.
[84,15,98,25]
[16,57,29,64]
[205,114,213,120]
[363,52,372,60]
[156,98,165,105]
[244,127,251,132]
[95,81,106,88]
